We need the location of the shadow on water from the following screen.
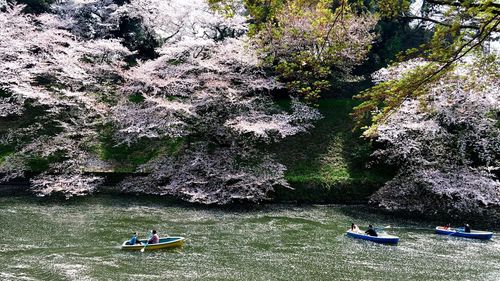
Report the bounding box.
[14,192,270,211]
[7,193,500,230]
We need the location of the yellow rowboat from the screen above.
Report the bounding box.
[121,237,185,251]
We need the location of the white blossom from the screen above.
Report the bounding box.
[370,57,500,216]
[0,1,319,203]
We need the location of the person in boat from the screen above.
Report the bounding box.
[351,223,361,233]
[126,232,142,245]
[365,225,378,237]
[463,224,471,233]
[443,223,451,230]
[148,229,160,244]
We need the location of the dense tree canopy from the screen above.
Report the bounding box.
[369,57,500,216]
[0,0,498,217]
[354,0,500,217]
[211,0,378,102]
[0,0,319,202]
[354,0,500,134]
[252,0,377,102]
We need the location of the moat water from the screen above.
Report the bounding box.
[0,195,498,280]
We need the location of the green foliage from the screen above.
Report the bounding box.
[92,89,120,106]
[128,93,145,103]
[374,0,410,19]
[0,144,15,165]
[270,98,390,186]
[366,21,431,72]
[166,58,186,66]
[244,0,286,35]
[208,0,242,17]
[253,0,376,102]
[353,62,446,136]
[208,0,286,35]
[353,0,500,134]
[26,152,67,172]
[209,0,376,103]
[274,54,331,103]
[97,125,183,172]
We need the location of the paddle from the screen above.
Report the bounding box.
[140,231,152,253]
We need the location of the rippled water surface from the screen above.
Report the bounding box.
[0,195,499,280]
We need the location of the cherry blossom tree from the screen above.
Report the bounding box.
[113,0,321,203]
[0,4,130,198]
[368,57,500,218]
[1,1,320,203]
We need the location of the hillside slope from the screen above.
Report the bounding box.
[270,99,391,203]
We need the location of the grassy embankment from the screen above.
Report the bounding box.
[270,98,390,203]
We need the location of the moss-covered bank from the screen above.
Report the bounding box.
[269,98,390,203]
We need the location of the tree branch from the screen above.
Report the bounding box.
[420,14,499,86]
[402,16,496,31]
[378,14,499,126]
[425,0,500,11]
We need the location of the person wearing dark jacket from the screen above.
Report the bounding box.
[365,225,378,236]
[463,224,471,233]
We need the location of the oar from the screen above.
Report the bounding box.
[140,231,152,253]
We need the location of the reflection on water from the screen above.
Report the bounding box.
[0,195,499,280]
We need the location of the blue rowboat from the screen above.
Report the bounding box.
[121,236,185,251]
[346,230,399,245]
[435,226,493,240]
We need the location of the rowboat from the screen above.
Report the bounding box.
[435,226,493,240]
[346,230,399,245]
[121,236,186,251]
